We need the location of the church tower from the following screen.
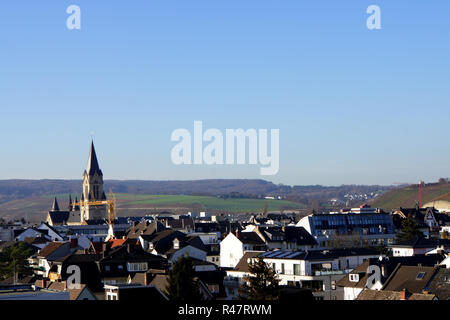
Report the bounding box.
[80,141,107,222]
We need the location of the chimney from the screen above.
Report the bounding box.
[235,229,239,238]
[102,243,108,257]
[70,238,78,248]
[400,289,408,300]
[64,280,67,290]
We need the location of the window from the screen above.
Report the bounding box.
[118,265,124,271]
[302,280,324,292]
[349,274,360,282]
[331,280,336,290]
[416,272,426,280]
[127,262,148,272]
[105,265,110,272]
[281,263,285,274]
[294,264,301,276]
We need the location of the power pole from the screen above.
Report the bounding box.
[13,259,16,285]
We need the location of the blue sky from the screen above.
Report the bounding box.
[0,1,449,185]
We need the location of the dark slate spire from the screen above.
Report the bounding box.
[86,141,103,176]
[74,196,80,211]
[51,197,60,212]
[68,195,73,211]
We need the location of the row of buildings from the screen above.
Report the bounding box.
[0,142,449,300]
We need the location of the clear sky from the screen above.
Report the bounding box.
[0,1,449,186]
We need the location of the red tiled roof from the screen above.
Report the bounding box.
[38,242,66,258]
[109,239,127,248]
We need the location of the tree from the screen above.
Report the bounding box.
[164,256,203,302]
[396,214,423,242]
[0,242,33,281]
[239,256,280,300]
[377,242,390,256]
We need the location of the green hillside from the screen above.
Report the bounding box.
[0,194,305,222]
[370,183,450,210]
[115,194,303,213]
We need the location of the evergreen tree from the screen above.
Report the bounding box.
[239,256,280,300]
[164,256,203,302]
[396,214,423,242]
[377,242,390,256]
[0,242,33,281]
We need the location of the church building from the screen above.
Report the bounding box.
[46,142,108,226]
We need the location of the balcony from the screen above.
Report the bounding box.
[314,270,346,276]
[223,277,242,288]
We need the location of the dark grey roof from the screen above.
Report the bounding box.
[390,237,450,249]
[259,248,380,261]
[67,211,81,224]
[382,265,439,293]
[127,221,167,238]
[150,230,187,254]
[427,268,450,300]
[51,197,60,212]
[85,141,103,176]
[237,232,265,245]
[47,211,70,225]
[233,251,264,272]
[284,226,317,246]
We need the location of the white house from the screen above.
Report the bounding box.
[225,248,381,300]
[36,242,72,277]
[15,223,64,242]
[16,228,51,242]
[220,231,266,268]
[297,212,396,249]
[390,238,450,257]
[169,243,207,263]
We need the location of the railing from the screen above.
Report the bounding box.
[314,270,346,276]
[276,269,352,277]
[223,278,242,287]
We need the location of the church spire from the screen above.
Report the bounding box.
[86,141,103,176]
[68,195,73,211]
[51,197,60,212]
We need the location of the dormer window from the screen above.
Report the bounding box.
[416,272,425,280]
[349,274,360,282]
[173,238,180,250]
